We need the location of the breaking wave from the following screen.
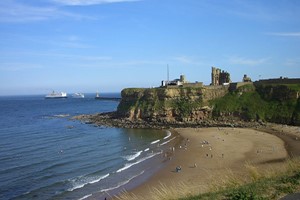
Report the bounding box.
[163,130,172,140]
[123,150,143,161]
[78,194,92,200]
[116,152,161,173]
[160,137,176,146]
[100,170,145,193]
[68,173,110,192]
[151,139,160,144]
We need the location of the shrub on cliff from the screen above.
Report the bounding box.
[292,98,300,125]
[211,90,266,121]
[211,84,300,125]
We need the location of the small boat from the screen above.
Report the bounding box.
[45,91,68,99]
[95,92,101,99]
[95,92,121,101]
[72,93,85,98]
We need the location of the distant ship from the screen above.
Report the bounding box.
[72,93,85,98]
[45,91,68,99]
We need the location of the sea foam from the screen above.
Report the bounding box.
[160,137,176,146]
[100,170,144,193]
[68,173,110,192]
[78,194,92,200]
[163,130,172,140]
[151,139,160,144]
[123,150,143,161]
[116,152,161,173]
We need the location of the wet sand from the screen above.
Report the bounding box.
[257,124,300,157]
[122,126,300,199]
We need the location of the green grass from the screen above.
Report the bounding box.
[178,171,300,200]
[115,159,300,200]
[118,84,300,124]
[210,84,299,124]
[258,83,300,91]
[178,159,300,200]
[211,91,267,121]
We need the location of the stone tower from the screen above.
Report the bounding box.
[211,67,230,85]
[180,74,186,83]
[211,67,220,85]
[243,74,252,82]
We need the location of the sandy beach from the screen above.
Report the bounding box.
[116,125,300,199]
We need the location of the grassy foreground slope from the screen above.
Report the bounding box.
[116,159,300,200]
[179,159,300,200]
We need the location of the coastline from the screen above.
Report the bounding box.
[113,125,300,200]
[74,113,300,199]
[73,112,265,129]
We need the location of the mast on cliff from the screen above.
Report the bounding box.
[167,64,169,85]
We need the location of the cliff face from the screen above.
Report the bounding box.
[116,83,300,126]
[212,84,300,125]
[117,86,229,122]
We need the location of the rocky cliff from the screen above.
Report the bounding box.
[117,86,229,122]
[212,83,300,125]
[72,81,300,129]
[116,83,300,126]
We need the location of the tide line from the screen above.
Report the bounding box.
[68,173,110,192]
[123,150,143,161]
[160,137,176,146]
[100,170,145,193]
[151,139,160,144]
[163,130,172,140]
[78,194,92,200]
[116,152,161,173]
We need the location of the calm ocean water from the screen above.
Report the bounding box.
[0,94,176,200]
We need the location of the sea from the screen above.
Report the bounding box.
[0,93,178,200]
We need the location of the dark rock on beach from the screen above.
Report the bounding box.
[73,111,265,129]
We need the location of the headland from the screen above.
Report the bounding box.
[74,67,300,199]
[75,69,300,128]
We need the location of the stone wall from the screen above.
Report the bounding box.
[229,82,254,91]
[202,85,229,102]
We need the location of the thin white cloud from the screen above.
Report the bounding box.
[0,62,43,71]
[172,55,206,66]
[67,59,167,69]
[0,0,95,23]
[0,51,112,61]
[228,56,270,66]
[266,32,300,37]
[284,58,300,67]
[52,0,140,6]
[173,56,194,64]
[202,1,286,22]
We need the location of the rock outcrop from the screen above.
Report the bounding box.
[74,82,300,128]
[116,86,229,123]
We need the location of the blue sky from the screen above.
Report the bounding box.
[0,0,300,95]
